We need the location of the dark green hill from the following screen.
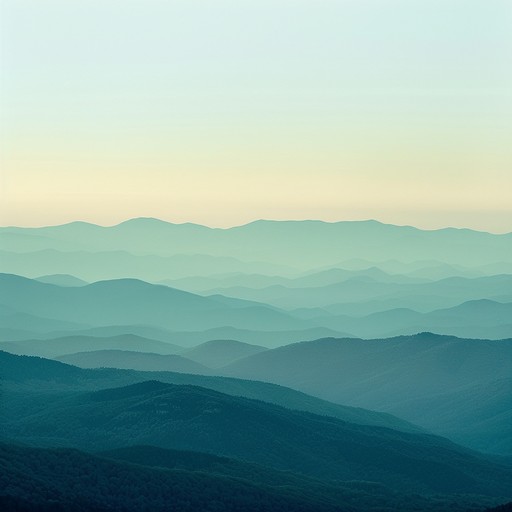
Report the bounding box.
[486,503,512,512]
[0,442,339,512]
[0,350,420,432]
[99,445,502,511]
[1,442,502,512]
[4,378,512,496]
[389,378,512,455]
[0,351,83,382]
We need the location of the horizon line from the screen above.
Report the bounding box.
[1,216,511,236]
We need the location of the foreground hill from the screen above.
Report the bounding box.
[4,378,512,496]
[222,333,512,454]
[0,350,419,433]
[1,442,503,512]
[0,442,339,512]
[99,445,505,512]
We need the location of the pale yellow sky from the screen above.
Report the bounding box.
[1,1,511,232]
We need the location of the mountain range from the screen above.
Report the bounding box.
[2,272,511,344]
[2,218,511,510]
[222,333,512,455]
[2,218,511,270]
[2,351,512,500]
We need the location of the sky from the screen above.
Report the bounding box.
[1,0,511,232]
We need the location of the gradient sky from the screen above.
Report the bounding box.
[1,0,511,232]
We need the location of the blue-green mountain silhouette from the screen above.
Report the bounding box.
[1,218,511,270]
[0,350,419,432]
[0,334,183,358]
[35,273,89,286]
[222,333,512,454]
[182,339,267,368]
[56,350,209,374]
[1,442,502,512]
[0,442,341,512]
[4,376,512,496]
[0,273,314,334]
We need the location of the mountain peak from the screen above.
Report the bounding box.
[114,217,211,231]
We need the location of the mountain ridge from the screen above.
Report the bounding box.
[3,217,511,236]
[221,332,512,454]
[0,350,420,432]
[4,378,512,496]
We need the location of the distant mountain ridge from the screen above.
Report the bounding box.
[2,218,510,342]
[2,272,511,343]
[0,273,315,336]
[2,218,511,272]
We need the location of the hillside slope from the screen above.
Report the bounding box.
[0,350,420,433]
[4,379,512,496]
[223,333,512,454]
